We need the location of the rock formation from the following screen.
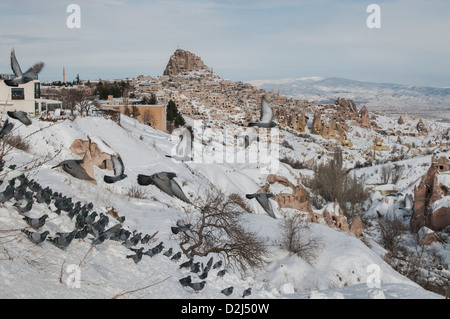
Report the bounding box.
[416,119,428,135]
[411,156,450,232]
[163,49,212,77]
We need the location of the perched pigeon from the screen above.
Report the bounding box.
[213,260,223,269]
[190,262,201,273]
[242,287,252,298]
[7,111,32,126]
[144,242,164,257]
[0,119,14,138]
[103,155,127,184]
[0,185,14,204]
[163,247,173,257]
[137,172,191,203]
[179,258,194,269]
[4,48,44,86]
[179,275,192,287]
[75,226,89,241]
[21,229,49,245]
[217,269,226,278]
[13,199,33,215]
[171,251,182,262]
[221,286,233,296]
[47,232,75,250]
[245,193,276,218]
[126,247,144,264]
[189,281,206,293]
[52,160,95,182]
[171,220,196,241]
[248,95,276,128]
[23,214,48,230]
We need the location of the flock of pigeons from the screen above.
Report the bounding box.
[1,49,279,297]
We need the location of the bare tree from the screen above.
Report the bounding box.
[279,213,323,264]
[177,190,269,271]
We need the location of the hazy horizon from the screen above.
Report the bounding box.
[1,0,449,88]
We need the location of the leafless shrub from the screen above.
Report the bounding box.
[126,184,148,199]
[179,190,269,272]
[2,134,30,153]
[280,157,309,169]
[228,193,253,214]
[376,215,406,252]
[279,213,323,264]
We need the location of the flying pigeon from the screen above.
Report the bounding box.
[52,160,95,182]
[221,286,233,296]
[21,229,49,245]
[248,95,276,128]
[0,119,14,138]
[23,214,48,230]
[242,287,252,298]
[190,262,201,273]
[0,185,14,205]
[179,275,192,287]
[188,280,206,293]
[171,220,196,241]
[4,48,44,87]
[7,111,32,126]
[245,193,276,218]
[103,155,127,184]
[137,172,191,203]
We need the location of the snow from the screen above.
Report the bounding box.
[0,113,446,300]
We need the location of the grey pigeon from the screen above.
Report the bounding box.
[7,111,32,126]
[75,226,89,241]
[179,275,192,287]
[248,95,276,128]
[217,269,226,277]
[189,281,206,293]
[0,185,14,204]
[179,258,194,269]
[21,229,49,245]
[103,155,127,184]
[23,214,48,230]
[4,48,44,86]
[13,199,33,215]
[171,251,182,262]
[213,260,223,269]
[126,247,144,264]
[246,193,276,218]
[0,119,14,138]
[190,262,201,273]
[47,232,75,250]
[242,287,252,298]
[163,247,173,257]
[221,286,233,296]
[137,172,191,203]
[171,220,196,241]
[52,160,95,182]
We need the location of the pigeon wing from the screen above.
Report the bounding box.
[24,62,44,77]
[10,49,22,77]
[169,179,191,203]
[256,194,276,218]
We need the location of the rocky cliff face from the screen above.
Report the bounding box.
[163,49,213,77]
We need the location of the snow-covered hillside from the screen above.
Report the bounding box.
[0,113,446,300]
[249,77,450,119]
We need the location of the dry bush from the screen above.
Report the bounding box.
[305,149,368,218]
[279,213,323,264]
[376,215,406,252]
[179,190,269,271]
[2,134,30,152]
[280,157,309,169]
[126,184,148,199]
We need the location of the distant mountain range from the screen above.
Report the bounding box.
[248,77,450,119]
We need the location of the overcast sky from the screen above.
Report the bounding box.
[0,0,449,87]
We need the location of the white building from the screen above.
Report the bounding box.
[0,78,42,116]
